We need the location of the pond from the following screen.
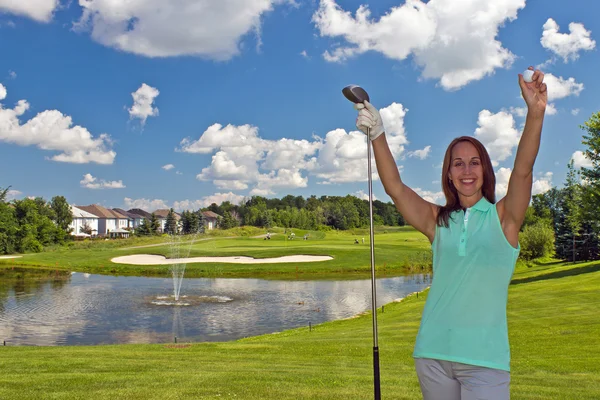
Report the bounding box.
[0,268,430,346]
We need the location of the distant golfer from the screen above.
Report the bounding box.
[353,68,547,399]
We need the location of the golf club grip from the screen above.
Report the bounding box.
[374,346,381,399]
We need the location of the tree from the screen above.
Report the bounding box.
[164,208,178,235]
[149,213,161,234]
[564,160,583,262]
[579,111,600,225]
[0,187,17,254]
[219,211,238,230]
[50,196,73,234]
[80,222,93,235]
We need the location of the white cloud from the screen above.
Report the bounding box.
[508,106,527,118]
[313,0,525,90]
[0,0,58,22]
[124,197,169,211]
[178,102,409,193]
[532,172,553,195]
[474,110,519,165]
[408,145,431,160]
[128,83,159,125]
[162,164,175,171]
[544,73,584,101]
[546,103,558,115]
[571,108,580,116]
[0,86,116,164]
[175,192,246,210]
[80,174,125,189]
[300,50,309,59]
[354,190,377,201]
[6,189,22,200]
[495,168,552,199]
[8,70,16,80]
[540,18,596,62]
[414,188,444,205]
[495,167,512,199]
[75,0,286,60]
[572,150,592,168]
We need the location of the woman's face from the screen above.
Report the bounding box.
[448,141,484,201]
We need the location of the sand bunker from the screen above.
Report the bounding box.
[0,255,22,260]
[112,254,333,265]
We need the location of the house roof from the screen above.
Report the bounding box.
[202,210,220,219]
[76,204,128,219]
[113,208,136,219]
[71,205,98,219]
[153,209,181,220]
[128,208,152,218]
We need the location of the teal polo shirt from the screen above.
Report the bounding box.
[413,197,520,371]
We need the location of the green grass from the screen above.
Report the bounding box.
[0,227,433,279]
[0,259,598,399]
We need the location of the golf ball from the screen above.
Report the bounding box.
[523,69,534,83]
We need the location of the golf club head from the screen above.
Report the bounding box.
[342,85,370,104]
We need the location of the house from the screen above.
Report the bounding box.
[76,205,130,237]
[201,210,220,230]
[153,209,181,233]
[127,208,153,229]
[69,205,99,237]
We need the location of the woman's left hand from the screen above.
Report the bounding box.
[519,67,547,117]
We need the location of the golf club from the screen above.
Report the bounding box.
[342,85,380,400]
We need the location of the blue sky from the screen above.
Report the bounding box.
[0,0,598,212]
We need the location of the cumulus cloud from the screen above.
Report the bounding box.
[572,150,592,168]
[7,70,16,80]
[128,83,159,125]
[80,174,125,189]
[495,167,552,198]
[173,192,246,211]
[571,108,580,116]
[354,190,377,201]
[313,0,525,90]
[178,102,409,194]
[408,145,431,160]
[162,164,175,171]
[541,18,596,62]
[0,85,116,164]
[6,189,22,200]
[544,73,584,101]
[414,188,445,205]
[124,197,169,211]
[74,0,290,60]
[0,0,58,22]
[474,110,519,165]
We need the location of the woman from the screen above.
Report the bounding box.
[354,68,547,399]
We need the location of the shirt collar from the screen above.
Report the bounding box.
[470,196,493,212]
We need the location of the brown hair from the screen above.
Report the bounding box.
[436,136,496,227]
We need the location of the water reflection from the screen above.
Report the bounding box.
[0,268,430,346]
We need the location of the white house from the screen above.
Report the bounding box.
[69,205,99,237]
[76,205,129,237]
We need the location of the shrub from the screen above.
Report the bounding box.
[519,221,555,260]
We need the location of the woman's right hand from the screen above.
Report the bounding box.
[355,100,385,141]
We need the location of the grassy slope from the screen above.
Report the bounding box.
[0,260,598,399]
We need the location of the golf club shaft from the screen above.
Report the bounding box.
[367,127,381,400]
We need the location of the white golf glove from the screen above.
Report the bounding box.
[355,100,385,141]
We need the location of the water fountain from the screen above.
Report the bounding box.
[150,233,234,307]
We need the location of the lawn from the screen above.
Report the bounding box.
[0,259,598,399]
[0,226,432,279]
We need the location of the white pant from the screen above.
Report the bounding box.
[415,358,510,400]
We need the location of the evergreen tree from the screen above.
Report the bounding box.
[149,213,161,235]
[164,208,178,235]
[580,111,600,227]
